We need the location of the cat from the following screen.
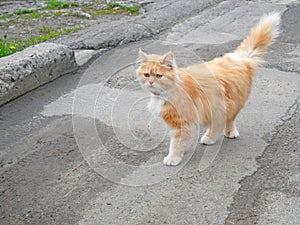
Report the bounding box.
[136,12,280,166]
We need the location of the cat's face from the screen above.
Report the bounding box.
[136,50,179,97]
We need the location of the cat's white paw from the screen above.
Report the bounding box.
[163,155,182,166]
[200,135,215,145]
[225,129,240,139]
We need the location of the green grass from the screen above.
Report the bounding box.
[1,8,41,20]
[0,19,17,26]
[42,12,52,17]
[39,26,55,34]
[87,3,139,16]
[0,14,12,20]
[106,3,139,15]
[28,11,41,19]
[71,2,79,7]
[53,11,64,17]
[0,27,82,58]
[106,2,122,8]
[14,9,34,15]
[0,2,139,57]
[0,39,23,57]
[43,0,70,10]
[125,6,139,14]
[3,2,139,22]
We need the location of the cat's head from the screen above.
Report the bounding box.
[136,49,181,97]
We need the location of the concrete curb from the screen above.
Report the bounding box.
[0,43,78,106]
[0,0,223,106]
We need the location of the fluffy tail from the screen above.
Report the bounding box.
[234,12,281,65]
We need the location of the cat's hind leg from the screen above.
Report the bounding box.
[200,121,225,145]
[200,103,226,145]
[224,119,240,138]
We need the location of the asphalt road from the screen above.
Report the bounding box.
[0,0,299,224]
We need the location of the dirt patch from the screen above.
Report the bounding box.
[0,0,141,55]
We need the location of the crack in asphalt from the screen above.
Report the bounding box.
[280,96,300,123]
[225,96,300,225]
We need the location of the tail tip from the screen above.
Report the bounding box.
[262,11,281,26]
[260,11,281,38]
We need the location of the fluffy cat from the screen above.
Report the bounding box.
[136,13,281,166]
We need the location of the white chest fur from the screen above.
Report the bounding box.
[147,95,165,116]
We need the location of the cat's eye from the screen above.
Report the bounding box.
[156,74,163,79]
[144,73,150,77]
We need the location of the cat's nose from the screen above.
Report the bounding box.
[149,80,154,85]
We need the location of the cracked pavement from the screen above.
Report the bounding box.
[226,97,300,225]
[0,0,299,224]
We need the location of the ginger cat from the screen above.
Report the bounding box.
[136,13,280,166]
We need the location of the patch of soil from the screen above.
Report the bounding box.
[0,0,141,41]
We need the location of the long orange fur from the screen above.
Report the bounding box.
[136,13,281,166]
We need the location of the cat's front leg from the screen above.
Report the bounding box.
[147,96,164,116]
[163,128,191,166]
[163,138,183,166]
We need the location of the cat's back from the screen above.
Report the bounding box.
[183,63,210,77]
[181,63,221,90]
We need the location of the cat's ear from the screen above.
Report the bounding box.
[161,51,175,68]
[138,48,148,63]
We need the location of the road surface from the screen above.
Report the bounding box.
[0,0,299,224]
